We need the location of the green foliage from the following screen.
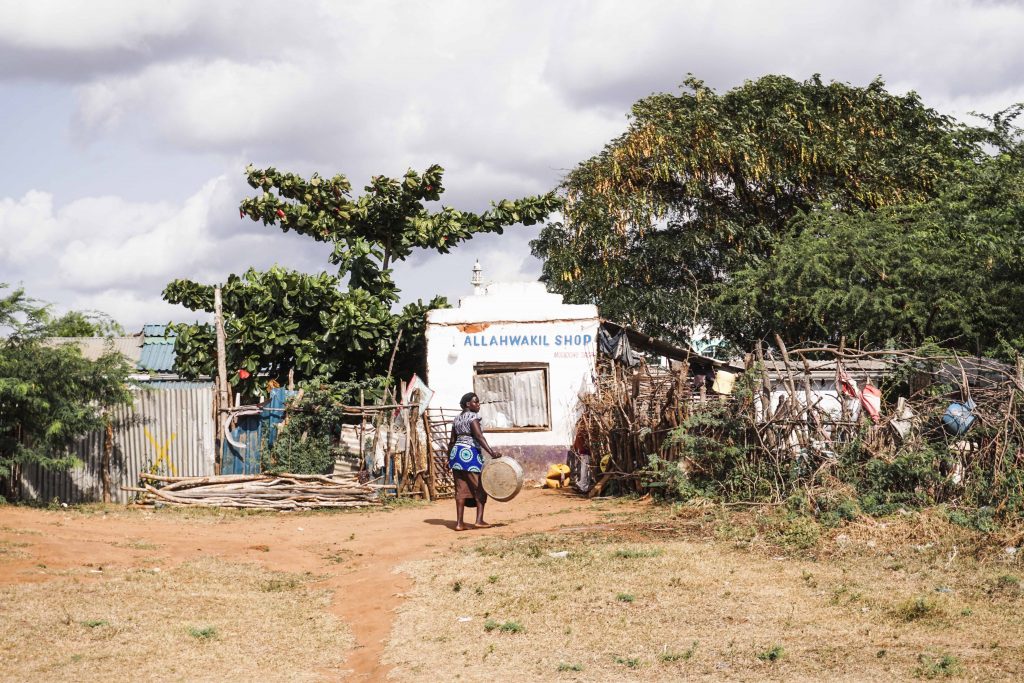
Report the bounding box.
[187,625,218,641]
[914,653,962,679]
[945,506,997,532]
[534,75,1023,356]
[815,495,861,527]
[498,620,524,633]
[557,662,583,672]
[264,381,376,475]
[645,373,773,502]
[164,267,448,393]
[856,447,947,511]
[659,642,698,662]
[168,164,558,394]
[611,547,662,559]
[613,656,641,669]
[1,285,134,486]
[715,156,1024,349]
[482,617,525,634]
[239,164,560,302]
[894,596,943,622]
[43,310,124,338]
[615,592,635,602]
[757,644,785,663]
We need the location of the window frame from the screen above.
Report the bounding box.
[472,361,552,433]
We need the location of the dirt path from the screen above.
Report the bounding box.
[0,489,609,681]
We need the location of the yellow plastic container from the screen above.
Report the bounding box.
[544,464,571,488]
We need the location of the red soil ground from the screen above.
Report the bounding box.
[0,488,609,681]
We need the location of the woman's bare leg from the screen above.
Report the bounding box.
[475,499,489,527]
[455,499,467,531]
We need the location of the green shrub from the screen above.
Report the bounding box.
[265,380,381,475]
[188,625,218,640]
[484,619,524,634]
[946,506,997,532]
[914,653,962,679]
[659,641,698,662]
[894,596,943,622]
[612,547,662,559]
[757,644,785,662]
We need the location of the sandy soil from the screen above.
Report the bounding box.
[0,489,611,681]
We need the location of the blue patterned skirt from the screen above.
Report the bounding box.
[449,443,484,473]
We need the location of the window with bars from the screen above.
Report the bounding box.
[472,363,551,431]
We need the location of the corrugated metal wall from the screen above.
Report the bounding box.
[476,368,549,427]
[18,385,215,504]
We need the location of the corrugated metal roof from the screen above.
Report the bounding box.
[42,336,143,363]
[762,357,891,382]
[138,340,176,372]
[137,322,178,372]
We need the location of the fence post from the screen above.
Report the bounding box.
[214,285,229,475]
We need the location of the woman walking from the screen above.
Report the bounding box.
[447,392,499,530]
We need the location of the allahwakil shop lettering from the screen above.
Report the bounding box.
[463,334,593,347]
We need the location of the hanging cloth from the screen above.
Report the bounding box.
[836,366,859,399]
[860,383,882,424]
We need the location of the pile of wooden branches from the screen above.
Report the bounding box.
[577,358,690,493]
[130,473,382,509]
[580,338,1024,509]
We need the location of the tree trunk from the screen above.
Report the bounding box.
[214,285,230,476]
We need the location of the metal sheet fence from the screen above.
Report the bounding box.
[18,385,215,504]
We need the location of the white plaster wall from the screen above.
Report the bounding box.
[425,282,599,448]
[762,377,885,420]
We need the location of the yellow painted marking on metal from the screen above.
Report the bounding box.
[144,427,179,476]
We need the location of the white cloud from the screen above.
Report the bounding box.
[2,0,1024,332]
[0,174,334,328]
[74,58,320,149]
[0,1,202,51]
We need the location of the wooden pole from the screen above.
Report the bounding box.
[774,334,807,452]
[837,336,850,431]
[214,285,229,476]
[102,415,113,503]
[358,389,366,474]
[423,409,437,500]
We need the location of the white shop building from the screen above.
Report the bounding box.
[425,269,599,479]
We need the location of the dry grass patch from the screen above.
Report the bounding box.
[0,557,352,682]
[0,540,31,560]
[385,519,1024,681]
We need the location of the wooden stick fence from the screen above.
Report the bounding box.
[578,341,1024,507]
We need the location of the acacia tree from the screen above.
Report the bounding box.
[714,107,1024,352]
[166,165,559,393]
[532,75,980,346]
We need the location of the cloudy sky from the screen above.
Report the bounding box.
[2,0,1023,330]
